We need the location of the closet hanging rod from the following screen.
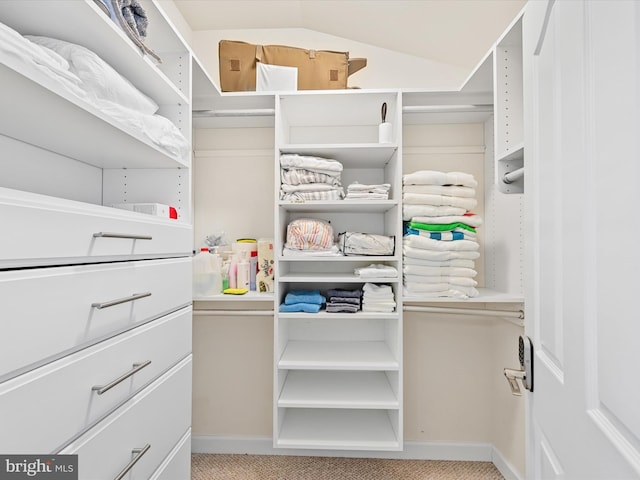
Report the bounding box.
[503,167,524,184]
[193,309,274,316]
[193,108,275,118]
[402,104,493,114]
[403,305,524,326]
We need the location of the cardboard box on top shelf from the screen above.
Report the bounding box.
[219,39,367,92]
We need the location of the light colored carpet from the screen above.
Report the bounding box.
[191,454,505,480]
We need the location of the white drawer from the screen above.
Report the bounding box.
[0,257,191,380]
[149,429,191,480]
[0,187,192,268]
[59,356,192,480]
[0,308,192,454]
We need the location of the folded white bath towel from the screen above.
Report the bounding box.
[403,205,467,221]
[403,274,478,287]
[403,170,477,188]
[403,256,476,269]
[355,264,399,278]
[403,193,478,211]
[404,282,479,298]
[403,184,476,198]
[403,245,480,261]
[403,265,477,277]
[403,235,479,251]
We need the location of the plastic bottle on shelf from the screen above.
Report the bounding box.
[211,249,223,294]
[192,247,215,297]
[237,251,250,290]
[249,250,258,291]
[221,260,230,291]
[228,254,238,289]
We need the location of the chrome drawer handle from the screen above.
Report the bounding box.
[93,232,153,240]
[114,444,151,480]
[91,292,152,309]
[92,360,152,395]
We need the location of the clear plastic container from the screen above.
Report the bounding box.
[193,247,217,297]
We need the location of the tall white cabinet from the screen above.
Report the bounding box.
[274,91,404,450]
[0,1,193,478]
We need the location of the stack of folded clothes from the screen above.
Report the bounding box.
[344,182,391,200]
[280,153,344,201]
[402,170,481,299]
[326,288,362,313]
[279,289,326,313]
[362,283,396,313]
[354,264,398,279]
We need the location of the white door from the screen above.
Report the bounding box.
[524,1,640,478]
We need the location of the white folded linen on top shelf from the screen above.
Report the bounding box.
[403,170,478,188]
[1,23,190,163]
[402,205,467,221]
[281,168,342,186]
[403,184,476,198]
[280,154,343,176]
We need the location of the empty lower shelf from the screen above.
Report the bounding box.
[278,341,399,370]
[276,408,401,451]
[278,371,399,409]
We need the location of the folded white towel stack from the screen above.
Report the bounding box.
[362,283,396,313]
[402,170,482,299]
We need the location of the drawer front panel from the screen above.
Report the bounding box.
[0,192,191,268]
[0,257,191,380]
[59,356,192,479]
[0,308,192,454]
[149,429,191,480]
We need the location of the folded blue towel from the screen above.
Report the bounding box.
[285,290,326,305]
[279,302,322,313]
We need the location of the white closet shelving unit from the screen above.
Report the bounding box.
[273,90,404,450]
[0,1,193,477]
[494,16,524,194]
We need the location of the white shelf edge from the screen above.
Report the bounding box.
[278,341,400,371]
[403,287,524,304]
[193,292,274,302]
[280,273,400,283]
[496,142,524,163]
[277,311,400,320]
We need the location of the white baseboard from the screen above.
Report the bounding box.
[191,435,525,478]
[191,434,493,461]
[491,446,524,480]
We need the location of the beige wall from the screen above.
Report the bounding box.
[190,124,525,477]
